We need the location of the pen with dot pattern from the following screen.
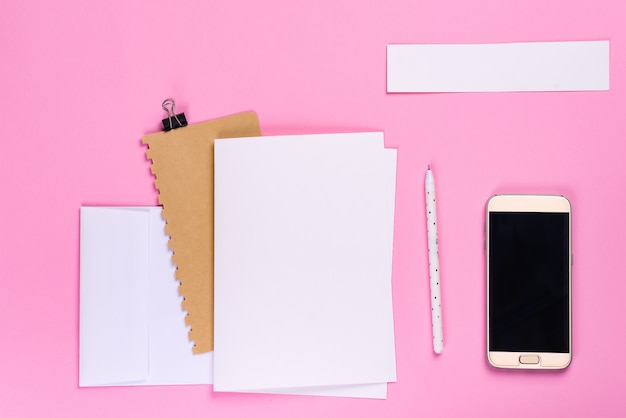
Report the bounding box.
[426,165,443,354]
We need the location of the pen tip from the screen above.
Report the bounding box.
[428,164,431,170]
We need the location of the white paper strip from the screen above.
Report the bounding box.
[387,41,609,92]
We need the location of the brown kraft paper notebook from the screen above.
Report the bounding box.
[142,112,261,354]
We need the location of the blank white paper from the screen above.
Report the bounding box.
[387,41,609,92]
[213,133,397,398]
[79,207,212,387]
[254,147,398,399]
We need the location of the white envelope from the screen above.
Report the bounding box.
[79,207,212,387]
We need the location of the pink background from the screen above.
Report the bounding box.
[1,1,624,416]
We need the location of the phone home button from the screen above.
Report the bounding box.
[519,355,540,365]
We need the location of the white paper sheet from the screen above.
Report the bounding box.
[79,207,212,387]
[387,41,609,92]
[213,133,397,398]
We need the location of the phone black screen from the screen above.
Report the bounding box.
[489,212,569,353]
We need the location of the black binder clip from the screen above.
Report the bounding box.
[161,98,188,131]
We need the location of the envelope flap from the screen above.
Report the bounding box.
[79,207,150,386]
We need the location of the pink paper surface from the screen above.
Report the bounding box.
[1,1,624,416]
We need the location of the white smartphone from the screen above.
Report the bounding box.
[486,194,572,369]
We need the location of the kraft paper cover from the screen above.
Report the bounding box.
[142,112,261,354]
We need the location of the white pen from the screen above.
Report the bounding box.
[426,165,443,354]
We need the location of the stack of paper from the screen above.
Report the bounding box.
[213,132,397,398]
[79,132,398,398]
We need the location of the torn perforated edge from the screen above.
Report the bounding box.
[145,147,197,352]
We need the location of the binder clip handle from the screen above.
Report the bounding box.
[161,98,188,131]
